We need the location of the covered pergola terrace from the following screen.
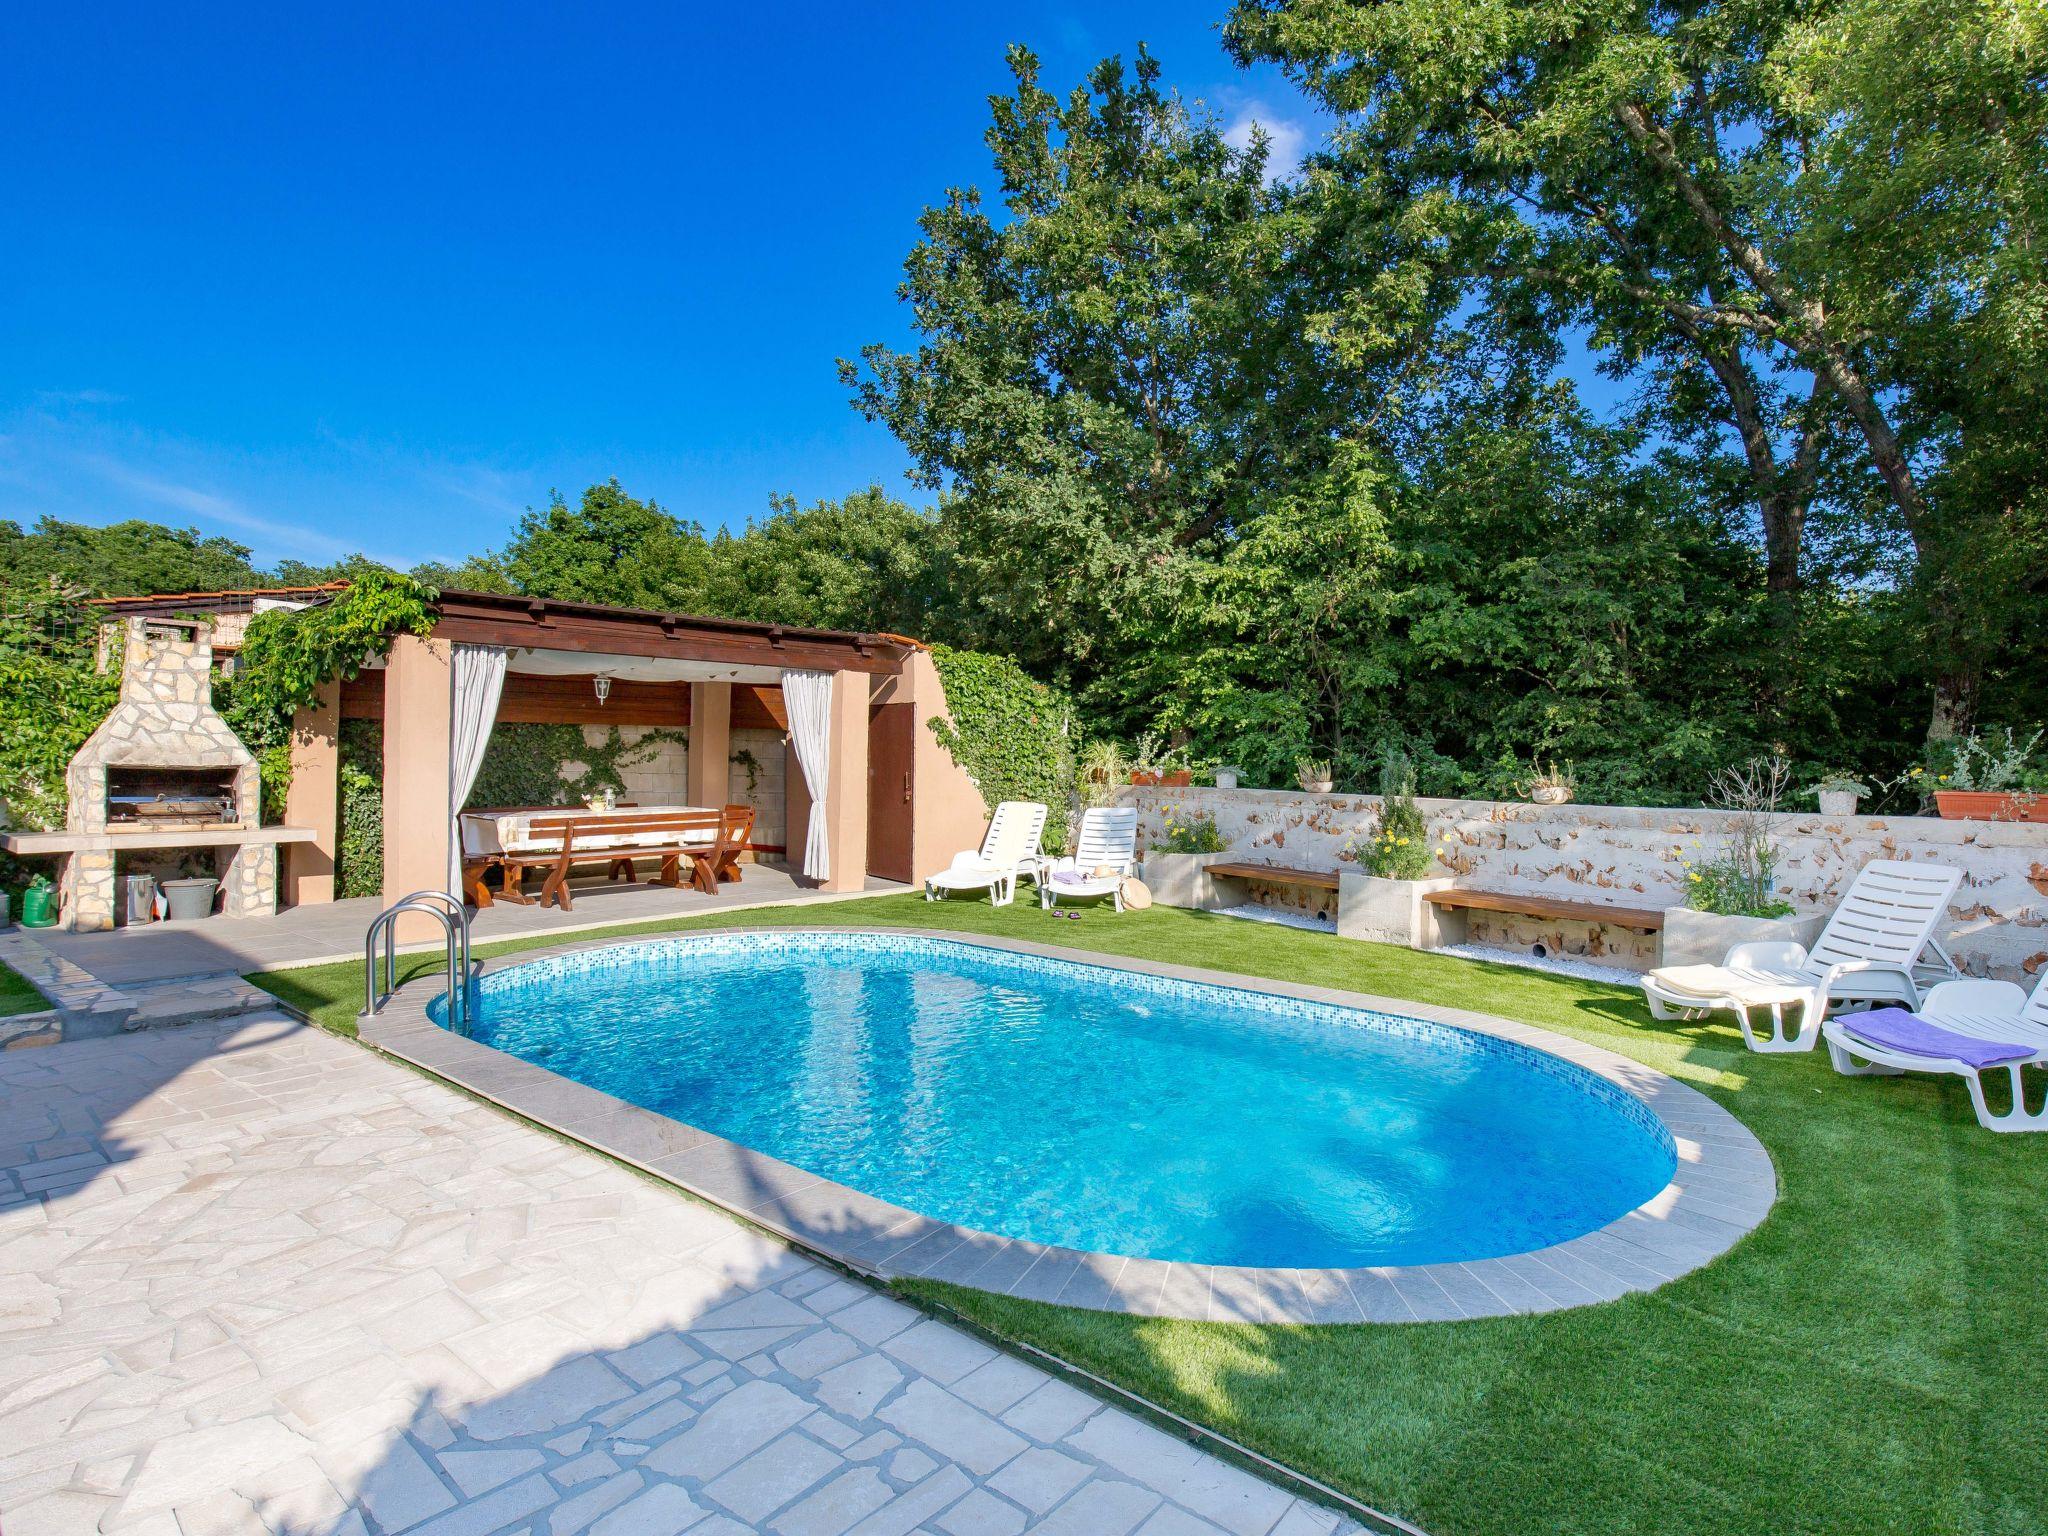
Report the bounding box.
[279,590,987,931]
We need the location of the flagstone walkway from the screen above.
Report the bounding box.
[0,1016,1360,1536]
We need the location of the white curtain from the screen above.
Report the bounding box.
[447,644,509,893]
[783,668,835,881]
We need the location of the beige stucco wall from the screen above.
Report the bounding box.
[283,678,340,905]
[380,634,454,937]
[821,670,868,891]
[1122,785,2048,981]
[871,651,993,880]
[685,682,730,809]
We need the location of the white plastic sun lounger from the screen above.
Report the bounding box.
[923,800,1048,907]
[1040,806,1139,912]
[1640,858,1962,1053]
[1823,976,2048,1132]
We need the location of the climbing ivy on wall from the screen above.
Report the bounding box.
[464,724,689,809]
[926,644,1077,849]
[332,720,693,898]
[337,721,384,899]
[216,571,439,818]
[0,582,118,839]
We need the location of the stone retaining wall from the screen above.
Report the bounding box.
[1122,786,2048,981]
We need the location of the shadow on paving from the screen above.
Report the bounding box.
[0,1015,1337,1535]
[0,1014,307,1205]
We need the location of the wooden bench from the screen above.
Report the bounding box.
[527,810,734,911]
[1423,888,1666,933]
[603,804,757,887]
[1205,861,1341,891]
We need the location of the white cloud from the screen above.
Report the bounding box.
[34,388,127,407]
[75,452,366,562]
[1223,109,1312,183]
[0,412,421,570]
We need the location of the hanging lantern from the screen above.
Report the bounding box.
[593,673,612,705]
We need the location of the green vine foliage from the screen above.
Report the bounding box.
[335,720,693,897]
[926,644,1076,849]
[216,571,438,815]
[337,721,384,899]
[0,582,119,838]
[465,724,687,809]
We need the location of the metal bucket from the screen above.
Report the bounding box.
[124,874,158,926]
[162,877,219,922]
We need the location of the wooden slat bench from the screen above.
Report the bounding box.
[1423,889,1666,933]
[527,810,732,911]
[1205,861,1342,891]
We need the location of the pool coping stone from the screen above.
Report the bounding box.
[359,924,1777,1323]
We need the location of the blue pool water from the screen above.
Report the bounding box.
[436,932,1676,1268]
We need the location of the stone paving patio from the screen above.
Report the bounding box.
[0,1016,1361,1536]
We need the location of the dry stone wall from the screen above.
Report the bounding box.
[1124,786,2048,981]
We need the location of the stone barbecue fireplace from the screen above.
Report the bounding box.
[55,617,274,929]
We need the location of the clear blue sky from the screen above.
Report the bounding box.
[1,3,1323,571]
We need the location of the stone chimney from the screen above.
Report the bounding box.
[65,618,259,836]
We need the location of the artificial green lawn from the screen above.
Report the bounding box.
[249,894,2048,1536]
[0,960,47,1017]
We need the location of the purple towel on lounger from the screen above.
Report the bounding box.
[1839,1008,2035,1069]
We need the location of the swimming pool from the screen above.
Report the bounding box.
[432,931,1677,1270]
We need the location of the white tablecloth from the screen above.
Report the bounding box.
[461,805,714,856]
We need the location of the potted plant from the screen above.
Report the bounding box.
[1212,764,1243,789]
[1812,773,1869,817]
[1127,731,1190,787]
[1296,756,1334,794]
[1926,728,2048,823]
[1659,756,1824,964]
[1080,738,1130,805]
[1139,807,1232,907]
[1519,758,1577,806]
[1337,749,1455,945]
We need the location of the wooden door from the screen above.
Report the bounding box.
[866,702,915,883]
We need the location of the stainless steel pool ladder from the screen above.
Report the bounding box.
[361,890,472,1029]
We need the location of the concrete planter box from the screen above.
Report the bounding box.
[1658,906,1826,967]
[1337,873,1458,948]
[1139,851,1232,909]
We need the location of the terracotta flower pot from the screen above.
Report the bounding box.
[1934,790,2048,823]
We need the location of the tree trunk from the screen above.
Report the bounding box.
[1615,102,1971,746]
[1927,668,1977,744]
[1693,335,1811,619]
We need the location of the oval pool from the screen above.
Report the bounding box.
[433,932,1676,1269]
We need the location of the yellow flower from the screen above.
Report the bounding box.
[1939,774,1950,782]
[1689,872,1702,882]
[1396,837,1409,846]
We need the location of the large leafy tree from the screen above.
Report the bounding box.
[844,46,1432,714]
[707,487,937,635]
[0,516,263,597]
[465,479,716,611]
[1228,0,2047,743]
